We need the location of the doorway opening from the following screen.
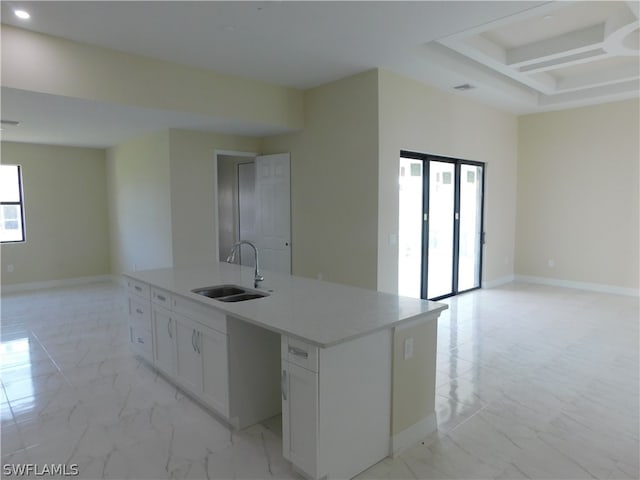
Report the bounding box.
[217,153,257,266]
[215,151,292,275]
[398,151,485,301]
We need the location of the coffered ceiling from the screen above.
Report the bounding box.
[435,1,639,110]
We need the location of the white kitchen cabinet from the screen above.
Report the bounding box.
[126,278,150,300]
[152,305,176,376]
[200,326,229,416]
[127,282,152,362]
[175,314,205,394]
[281,332,392,480]
[129,320,152,362]
[151,287,172,310]
[128,280,279,427]
[282,360,318,479]
[174,313,231,418]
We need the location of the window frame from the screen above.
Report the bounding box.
[1,164,26,243]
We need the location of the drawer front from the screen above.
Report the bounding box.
[173,296,227,334]
[128,296,152,331]
[127,279,150,300]
[282,336,318,373]
[151,287,173,309]
[130,323,152,359]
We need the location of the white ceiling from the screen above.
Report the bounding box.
[1,1,638,148]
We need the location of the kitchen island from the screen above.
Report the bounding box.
[124,263,447,480]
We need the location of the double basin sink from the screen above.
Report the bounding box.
[191,284,269,303]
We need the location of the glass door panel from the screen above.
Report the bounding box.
[427,161,455,299]
[398,157,424,298]
[458,165,484,291]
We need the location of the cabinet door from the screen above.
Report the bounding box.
[282,361,318,478]
[152,306,176,376]
[200,328,229,416]
[175,315,203,393]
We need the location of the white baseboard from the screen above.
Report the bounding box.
[1,274,115,295]
[390,412,437,457]
[515,275,639,297]
[483,275,515,289]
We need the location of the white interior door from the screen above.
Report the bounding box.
[255,153,291,274]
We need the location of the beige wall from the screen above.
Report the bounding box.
[106,129,260,273]
[392,320,438,435]
[2,25,304,132]
[516,99,640,290]
[106,131,173,275]
[167,130,261,268]
[262,71,379,289]
[1,142,110,285]
[375,71,516,437]
[377,70,519,293]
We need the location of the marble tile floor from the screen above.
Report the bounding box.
[0,281,638,479]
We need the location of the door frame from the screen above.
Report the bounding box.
[214,149,258,262]
[400,150,486,301]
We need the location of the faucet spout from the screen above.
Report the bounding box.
[226,241,264,284]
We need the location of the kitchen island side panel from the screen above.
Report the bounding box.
[391,317,440,453]
[318,328,392,480]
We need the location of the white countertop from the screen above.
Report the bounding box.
[124,263,447,347]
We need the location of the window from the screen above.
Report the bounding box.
[0,165,25,243]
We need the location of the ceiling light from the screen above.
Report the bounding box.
[453,84,475,91]
[543,15,553,20]
[14,9,30,20]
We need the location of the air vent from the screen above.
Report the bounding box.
[453,84,475,91]
[0,120,20,126]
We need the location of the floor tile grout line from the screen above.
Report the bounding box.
[30,330,74,388]
[440,400,493,437]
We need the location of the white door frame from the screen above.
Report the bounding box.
[213,150,258,262]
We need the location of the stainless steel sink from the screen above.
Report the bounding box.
[194,285,245,298]
[191,284,269,302]
[219,293,266,302]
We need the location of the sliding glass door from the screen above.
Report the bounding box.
[457,164,484,292]
[398,152,485,301]
[426,161,456,299]
[398,157,423,298]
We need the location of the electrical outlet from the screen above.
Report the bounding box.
[317,273,323,281]
[7,264,14,273]
[404,338,414,360]
[548,259,555,268]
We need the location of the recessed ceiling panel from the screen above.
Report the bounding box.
[550,56,639,80]
[482,2,625,50]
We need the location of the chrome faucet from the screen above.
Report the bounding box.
[226,241,264,284]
